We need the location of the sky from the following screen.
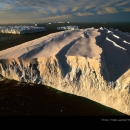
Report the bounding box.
[0,0,130,24]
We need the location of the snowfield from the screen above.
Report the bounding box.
[0,28,101,59]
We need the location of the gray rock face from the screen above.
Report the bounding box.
[0,28,130,115]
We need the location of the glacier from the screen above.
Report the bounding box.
[0,27,130,115]
[0,25,46,34]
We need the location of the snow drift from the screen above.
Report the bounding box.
[0,25,46,34]
[0,27,130,115]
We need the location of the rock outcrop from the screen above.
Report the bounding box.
[0,28,130,115]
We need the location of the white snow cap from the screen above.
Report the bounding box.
[0,27,129,60]
[0,28,101,59]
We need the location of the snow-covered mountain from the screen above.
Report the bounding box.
[0,27,130,115]
[0,25,46,34]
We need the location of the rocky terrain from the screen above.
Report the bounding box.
[0,27,130,115]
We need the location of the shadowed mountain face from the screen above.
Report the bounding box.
[0,78,127,116]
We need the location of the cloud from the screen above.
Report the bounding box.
[95,0,122,10]
[116,1,130,6]
[0,11,41,24]
[42,14,72,21]
[84,1,99,10]
[123,8,130,12]
[105,7,118,13]
[59,6,68,13]
[47,6,58,14]
[0,0,129,23]
[75,12,94,16]
[97,7,118,15]
[97,11,105,15]
[71,6,80,12]
[37,8,48,14]
[85,5,96,10]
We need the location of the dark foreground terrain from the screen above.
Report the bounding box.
[0,77,128,116]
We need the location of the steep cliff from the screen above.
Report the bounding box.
[0,28,130,115]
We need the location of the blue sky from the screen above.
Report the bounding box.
[0,0,130,24]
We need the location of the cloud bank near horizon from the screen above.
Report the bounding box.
[0,0,130,23]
